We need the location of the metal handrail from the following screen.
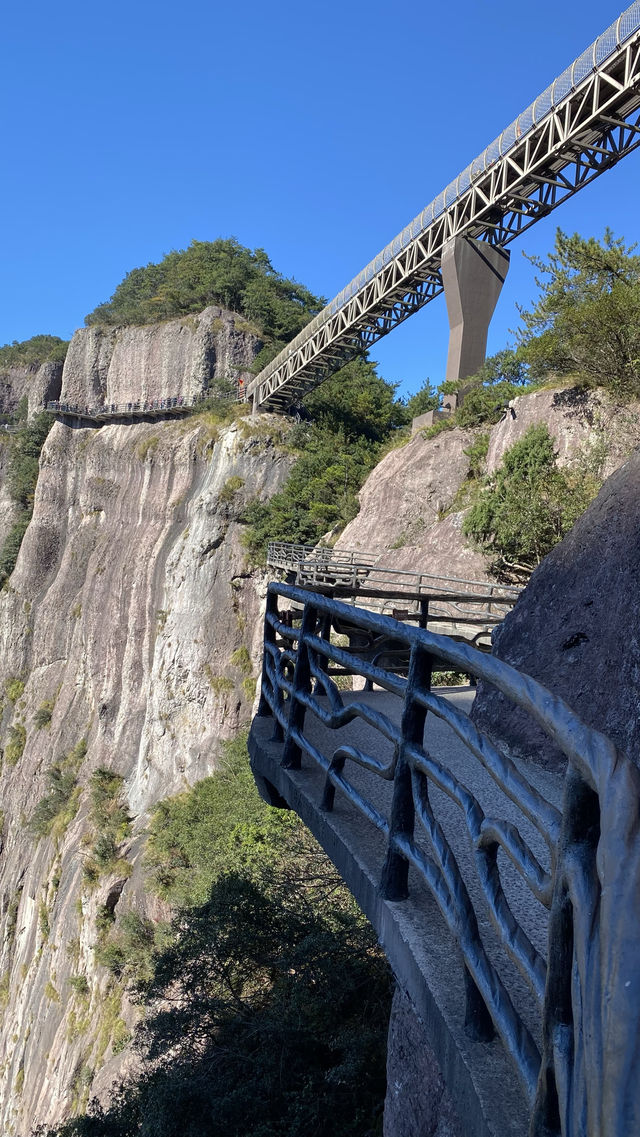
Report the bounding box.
[252,583,640,1135]
[46,392,242,421]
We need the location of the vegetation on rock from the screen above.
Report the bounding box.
[0,335,68,369]
[463,424,604,580]
[0,412,54,588]
[39,735,390,1137]
[29,739,87,840]
[84,238,324,371]
[242,357,409,556]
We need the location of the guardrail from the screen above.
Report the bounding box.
[46,395,214,421]
[249,583,640,1137]
[267,541,521,649]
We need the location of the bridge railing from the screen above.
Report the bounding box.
[249,4,640,400]
[251,583,640,1136]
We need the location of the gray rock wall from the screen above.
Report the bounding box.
[0,408,292,1134]
[61,307,260,408]
[0,360,63,416]
[384,987,464,1137]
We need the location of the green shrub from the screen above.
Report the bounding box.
[5,677,25,704]
[463,424,603,580]
[29,739,87,839]
[218,475,245,503]
[82,768,131,884]
[5,722,26,766]
[68,975,89,997]
[230,645,252,675]
[33,699,55,729]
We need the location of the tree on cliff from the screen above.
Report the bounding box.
[517,228,640,399]
[84,239,324,362]
[242,357,409,555]
[463,424,603,580]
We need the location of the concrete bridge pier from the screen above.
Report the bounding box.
[441,237,510,386]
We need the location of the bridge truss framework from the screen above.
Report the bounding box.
[247,3,640,412]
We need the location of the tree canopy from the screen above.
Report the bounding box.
[0,335,68,369]
[36,736,390,1137]
[517,228,640,399]
[84,239,325,360]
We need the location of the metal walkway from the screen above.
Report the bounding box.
[247,4,640,412]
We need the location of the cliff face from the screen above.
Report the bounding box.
[337,386,640,581]
[0,361,63,418]
[61,306,259,408]
[0,311,291,1135]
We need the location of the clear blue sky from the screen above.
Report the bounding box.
[2,0,639,398]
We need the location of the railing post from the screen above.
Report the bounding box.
[281,601,318,770]
[380,642,432,901]
[257,590,278,718]
[419,597,430,631]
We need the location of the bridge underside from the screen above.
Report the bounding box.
[247,8,640,412]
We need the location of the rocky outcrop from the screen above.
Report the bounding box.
[384,988,464,1137]
[0,360,63,416]
[61,307,260,408]
[0,438,16,547]
[336,386,640,585]
[472,447,640,771]
[0,398,292,1132]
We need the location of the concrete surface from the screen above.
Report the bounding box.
[249,685,563,1137]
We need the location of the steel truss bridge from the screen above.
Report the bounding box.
[246,3,640,413]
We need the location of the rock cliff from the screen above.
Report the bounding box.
[61,306,259,409]
[336,386,640,582]
[0,362,63,418]
[0,312,291,1134]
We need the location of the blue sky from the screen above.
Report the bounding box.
[2,0,639,398]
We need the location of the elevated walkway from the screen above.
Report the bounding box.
[249,583,640,1137]
[246,5,640,411]
[267,541,521,651]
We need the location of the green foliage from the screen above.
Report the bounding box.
[517,228,640,399]
[463,431,489,479]
[94,913,160,987]
[45,732,390,1137]
[0,335,68,369]
[29,738,87,839]
[6,723,26,767]
[45,979,60,1002]
[68,975,90,997]
[5,677,25,704]
[84,240,324,359]
[82,769,131,884]
[0,412,53,588]
[229,645,251,675]
[39,903,50,940]
[33,699,56,729]
[242,357,406,557]
[463,424,603,580]
[218,475,244,504]
[403,379,438,419]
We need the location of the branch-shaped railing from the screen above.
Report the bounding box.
[267,541,522,650]
[250,583,640,1136]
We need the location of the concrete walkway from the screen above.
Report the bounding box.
[249,685,564,1137]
